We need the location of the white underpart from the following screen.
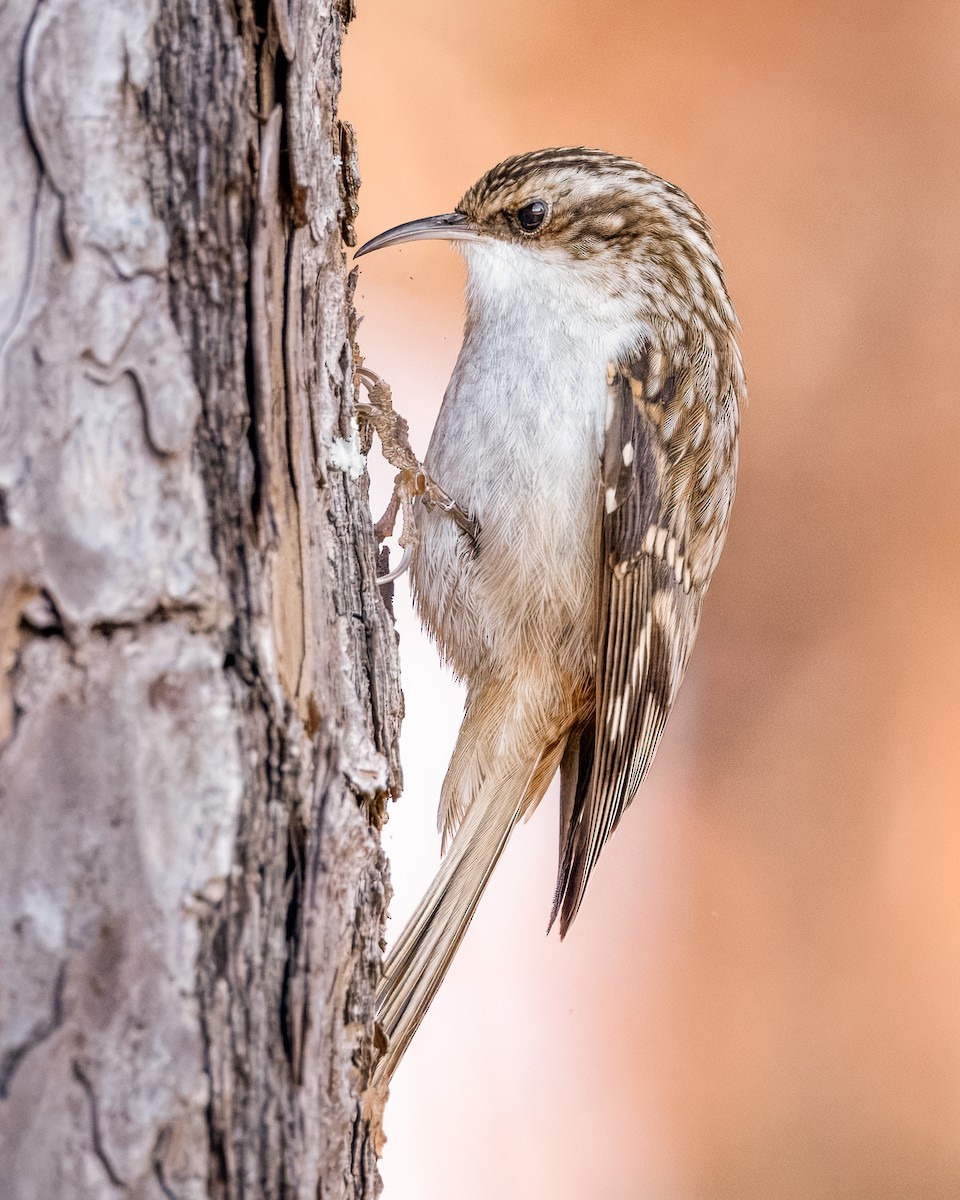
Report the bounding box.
[412,237,640,683]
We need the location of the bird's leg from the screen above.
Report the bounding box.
[355,367,478,585]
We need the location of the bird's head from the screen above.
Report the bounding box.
[355,147,737,339]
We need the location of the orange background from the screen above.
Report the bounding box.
[342,3,960,1196]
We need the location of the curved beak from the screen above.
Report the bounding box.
[354,211,480,258]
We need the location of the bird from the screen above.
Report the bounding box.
[355,147,744,1085]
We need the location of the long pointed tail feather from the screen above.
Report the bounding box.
[373,782,524,1085]
[374,699,567,1085]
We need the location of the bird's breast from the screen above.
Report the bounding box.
[411,317,610,684]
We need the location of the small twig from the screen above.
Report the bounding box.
[373,488,402,544]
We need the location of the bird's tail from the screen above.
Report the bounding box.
[374,681,565,1085]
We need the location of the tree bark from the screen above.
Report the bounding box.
[0,2,399,1197]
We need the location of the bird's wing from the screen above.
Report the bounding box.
[552,345,733,936]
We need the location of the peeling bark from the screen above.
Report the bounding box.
[0,2,398,1197]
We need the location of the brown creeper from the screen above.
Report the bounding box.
[356,147,744,1084]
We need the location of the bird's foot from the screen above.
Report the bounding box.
[355,367,477,585]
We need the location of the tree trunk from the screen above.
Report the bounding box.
[0,2,399,1197]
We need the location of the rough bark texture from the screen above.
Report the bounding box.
[0,1,399,1197]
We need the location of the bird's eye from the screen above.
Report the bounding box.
[516,200,548,233]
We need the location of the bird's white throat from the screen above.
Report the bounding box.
[461,237,642,366]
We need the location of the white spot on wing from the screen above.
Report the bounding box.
[622,441,634,466]
[631,616,650,688]
[605,486,617,513]
[653,588,676,627]
[662,407,680,441]
[648,349,666,396]
[616,693,630,739]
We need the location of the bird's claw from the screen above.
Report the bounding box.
[402,468,478,543]
[376,544,413,585]
[355,367,477,585]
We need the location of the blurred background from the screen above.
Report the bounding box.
[341,2,960,1196]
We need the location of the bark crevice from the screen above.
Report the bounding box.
[0,0,397,1196]
[0,961,65,1100]
[72,1061,127,1189]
